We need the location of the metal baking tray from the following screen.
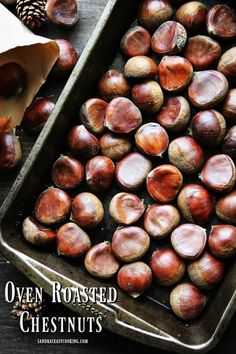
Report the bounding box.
[0,0,236,352]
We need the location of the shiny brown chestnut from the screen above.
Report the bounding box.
[117,261,152,298]
[200,154,236,193]
[35,187,71,225]
[217,47,236,83]
[216,190,236,224]
[188,70,228,109]
[79,98,107,135]
[99,132,132,161]
[22,217,56,246]
[170,283,207,320]
[46,0,78,27]
[156,96,190,132]
[177,183,214,225]
[0,62,26,97]
[146,164,183,203]
[85,242,120,279]
[131,80,164,114]
[206,4,236,40]
[222,89,236,123]
[208,224,236,258]
[176,1,207,32]
[98,70,130,102]
[57,222,91,258]
[111,226,150,262]
[67,125,99,160]
[71,192,104,228]
[124,56,158,80]
[190,110,226,146]
[53,39,79,77]
[150,248,185,286]
[222,126,236,161]
[184,36,222,70]
[151,21,187,55]
[105,97,142,134]
[187,252,225,290]
[109,192,145,225]
[120,25,151,57]
[86,155,115,193]
[168,136,204,174]
[115,152,152,191]
[157,56,193,92]
[171,224,207,259]
[51,155,84,189]
[22,97,55,134]
[0,133,22,171]
[137,0,173,31]
[144,204,180,238]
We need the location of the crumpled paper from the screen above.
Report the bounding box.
[0,4,59,128]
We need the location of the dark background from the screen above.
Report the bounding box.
[0,0,235,353]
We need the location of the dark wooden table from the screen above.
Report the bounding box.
[0,1,235,353]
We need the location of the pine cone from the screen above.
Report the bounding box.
[11,291,46,321]
[16,0,47,30]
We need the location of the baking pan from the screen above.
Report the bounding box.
[0,0,236,353]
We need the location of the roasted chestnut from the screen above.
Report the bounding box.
[156,96,190,132]
[115,152,152,190]
[151,21,187,55]
[131,80,164,114]
[105,97,142,134]
[85,242,120,279]
[22,97,55,134]
[35,187,71,225]
[176,1,207,32]
[187,252,225,290]
[216,190,236,224]
[0,132,22,171]
[208,224,236,258]
[71,192,104,228]
[111,226,150,262]
[206,4,236,40]
[200,154,236,193]
[124,56,158,80]
[146,164,183,202]
[170,283,207,320]
[98,70,130,102]
[53,39,79,77]
[67,125,99,160]
[99,132,132,161]
[57,222,91,257]
[51,155,84,189]
[137,0,173,31]
[188,70,228,109]
[22,217,56,246]
[189,110,226,146]
[150,248,185,286]
[171,224,207,259]
[144,204,180,238]
[0,62,26,97]
[222,89,236,123]
[168,136,204,174]
[109,192,145,225]
[135,123,169,157]
[177,183,214,225]
[157,56,193,92]
[217,47,236,83]
[79,98,107,135]
[86,155,115,192]
[120,25,151,57]
[184,35,222,70]
[222,126,236,161]
[117,261,152,297]
[46,0,78,27]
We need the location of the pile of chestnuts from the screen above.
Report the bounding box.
[21,0,236,322]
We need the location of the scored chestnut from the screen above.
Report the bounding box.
[208,224,236,258]
[222,126,236,161]
[53,39,79,77]
[217,47,236,84]
[0,132,22,171]
[67,125,99,160]
[124,56,158,80]
[99,132,132,161]
[85,241,120,279]
[117,261,152,298]
[176,1,207,32]
[0,62,26,97]
[51,155,84,189]
[144,204,180,239]
[109,192,145,225]
[131,80,164,114]
[120,25,151,57]
[206,4,236,40]
[150,248,185,286]
[146,164,183,203]
[137,0,173,31]
[98,70,130,102]
[46,0,78,27]
[222,89,236,123]
[22,217,56,246]
[86,155,115,193]
[216,190,236,225]
[79,98,107,135]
